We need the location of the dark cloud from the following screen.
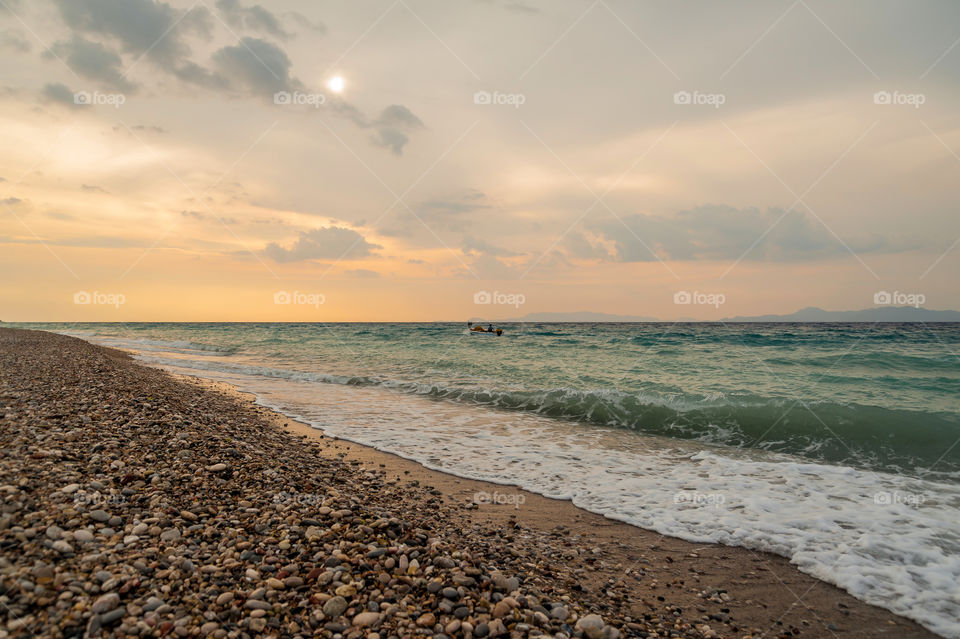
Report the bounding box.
[589,205,893,262]
[40,82,82,108]
[370,105,424,155]
[81,184,109,194]
[52,0,211,74]
[264,226,381,262]
[49,0,420,154]
[215,0,291,40]
[48,36,133,91]
[0,28,31,53]
[211,37,299,95]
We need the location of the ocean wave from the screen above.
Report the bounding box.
[134,353,960,478]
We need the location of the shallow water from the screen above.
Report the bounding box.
[16,322,960,637]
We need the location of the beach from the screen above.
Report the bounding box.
[0,327,938,638]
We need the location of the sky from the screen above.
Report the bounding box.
[0,0,958,321]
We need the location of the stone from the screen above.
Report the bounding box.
[352,612,381,627]
[323,596,348,618]
[91,593,120,614]
[159,528,181,543]
[52,540,73,553]
[575,614,605,639]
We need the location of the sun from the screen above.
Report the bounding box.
[327,76,345,94]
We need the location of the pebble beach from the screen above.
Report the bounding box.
[0,328,938,639]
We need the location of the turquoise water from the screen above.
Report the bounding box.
[11,322,960,637]
[21,321,960,478]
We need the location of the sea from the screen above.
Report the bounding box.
[14,322,960,637]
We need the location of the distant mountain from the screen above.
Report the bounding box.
[470,306,960,323]
[721,306,960,322]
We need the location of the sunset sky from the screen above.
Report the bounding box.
[1,0,958,321]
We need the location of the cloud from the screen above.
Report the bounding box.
[40,82,82,108]
[343,268,380,278]
[462,234,520,257]
[504,2,539,14]
[589,205,892,262]
[48,36,134,91]
[287,12,326,34]
[370,105,424,155]
[211,37,299,95]
[81,184,109,193]
[265,226,381,262]
[181,210,237,225]
[52,0,211,74]
[379,190,490,237]
[215,0,291,40]
[0,28,31,53]
[562,231,612,260]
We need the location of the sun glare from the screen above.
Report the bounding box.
[327,76,345,94]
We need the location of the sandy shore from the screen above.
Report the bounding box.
[0,328,936,639]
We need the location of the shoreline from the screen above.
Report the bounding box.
[176,376,931,639]
[0,328,938,639]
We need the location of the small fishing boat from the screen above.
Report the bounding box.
[467,322,503,336]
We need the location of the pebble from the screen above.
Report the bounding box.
[324,596,349,618]
[353,612,381,627]
[0,328,778,639]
